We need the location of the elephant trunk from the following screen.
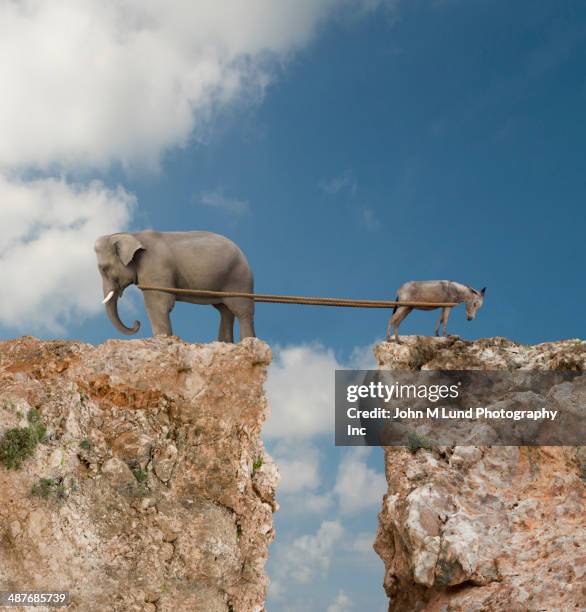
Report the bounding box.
[104,289,140,335]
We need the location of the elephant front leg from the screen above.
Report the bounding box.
[144,291,174,336]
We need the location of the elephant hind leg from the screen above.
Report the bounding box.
[223,297,256,340]
[214,304,235,343]
[238,314,255,339]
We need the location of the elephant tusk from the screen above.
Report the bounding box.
[102,290,115,304]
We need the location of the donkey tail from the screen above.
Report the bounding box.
[392,295,399,314]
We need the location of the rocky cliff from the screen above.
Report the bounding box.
[373,336,585,611]
[0,337,278,612]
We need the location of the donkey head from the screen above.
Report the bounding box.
[465,287,486,321]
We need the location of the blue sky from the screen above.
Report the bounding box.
[1,1,585,610]
[75,0,585,351]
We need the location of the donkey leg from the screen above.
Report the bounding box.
[394,307,412,343]
[386,313,396,341]
[435,309,444,336]
[442,308,452,337]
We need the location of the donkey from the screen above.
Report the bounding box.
[386,281,486,342]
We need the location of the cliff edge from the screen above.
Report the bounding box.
[373,336,585,611]
[0,336,278,612]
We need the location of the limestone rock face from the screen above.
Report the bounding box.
[0,336,278,612]
[373,336,585,611]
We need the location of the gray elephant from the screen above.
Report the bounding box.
[94,230,255,341]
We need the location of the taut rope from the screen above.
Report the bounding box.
[137,285,457,309]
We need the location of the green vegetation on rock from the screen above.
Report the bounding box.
[31,477,66,499]
[252,455,264,473]
[0,409,47,469]
[407,431,434,454]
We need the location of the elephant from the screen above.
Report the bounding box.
[94,230,255,341]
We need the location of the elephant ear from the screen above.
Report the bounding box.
[114,234,144,266]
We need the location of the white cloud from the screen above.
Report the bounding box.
[0,0,395,173]
[198,190,250,215]
[0,176,134,331]
[348,341,377,369]
[294,491,335,514]
[327,590,353,612]
[264,343,384,518]
[0,1,398,332]
[270,440,334,514]
[361,207,381,231]
[291,519,344,580]
[272,441,321,494]
[264,345,387,603]
[343,530,376,555]
[265,342,378,440]
[268,579,285,601]
[334,447,387,515]
[319,169,357,195]
[264,343,341,438]
[264,344,386,517]
[277,520,345,585]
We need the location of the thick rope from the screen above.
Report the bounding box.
[137,285,457,309]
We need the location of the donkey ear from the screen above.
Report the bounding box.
[480,287,486,296]
[114,234,144,266]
